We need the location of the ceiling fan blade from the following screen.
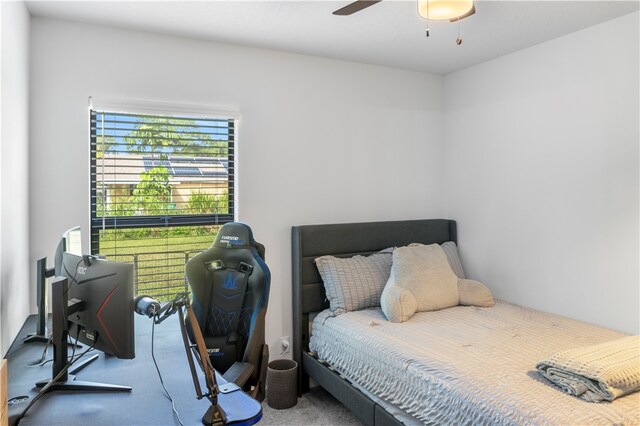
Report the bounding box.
[449,3,475,22]
[333,0,382,16]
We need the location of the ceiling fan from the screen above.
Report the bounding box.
[333,0,476,22]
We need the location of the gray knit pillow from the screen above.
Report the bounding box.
[441,241,466,279]
[381,244,460,322]
[315,252,393,315]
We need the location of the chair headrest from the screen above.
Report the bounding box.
[212,222,256,249]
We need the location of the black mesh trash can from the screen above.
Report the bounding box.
[266,359,298,409]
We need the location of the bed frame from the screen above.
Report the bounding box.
[292,219,457,425]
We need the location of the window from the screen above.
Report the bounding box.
[90,109,235,300]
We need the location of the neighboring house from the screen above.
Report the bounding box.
[97,153,229,211]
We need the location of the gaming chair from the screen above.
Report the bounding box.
[185,222,271,401]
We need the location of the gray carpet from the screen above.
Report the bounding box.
[261,386,365,425]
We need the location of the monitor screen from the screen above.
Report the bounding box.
[29,227,85,343]
[59,252,135,359]
[54,226,83,276]
[64,227,82,256]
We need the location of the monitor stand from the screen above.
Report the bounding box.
[24,258,53,344]
[23,259,83,348]
[35,276,131,393]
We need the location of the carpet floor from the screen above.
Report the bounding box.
[261,386,365,425]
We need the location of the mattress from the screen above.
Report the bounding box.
[309,301,640,425]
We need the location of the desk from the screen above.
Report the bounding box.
[6,314,262,425]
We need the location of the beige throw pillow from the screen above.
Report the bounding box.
[441,241,466,278]
[458,279,494,307]
[381,244,459,322]
[380,286,417,323]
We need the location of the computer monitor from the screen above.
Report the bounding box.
[25,227,84,344]
[54,226,82,275]
[35,252,135,392]
[59,252,135,359]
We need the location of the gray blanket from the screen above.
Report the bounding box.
[536,335,640,402]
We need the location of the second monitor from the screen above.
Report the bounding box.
[36,250,135,392]
[59,252,135,360]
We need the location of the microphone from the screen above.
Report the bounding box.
[134,295,161,318]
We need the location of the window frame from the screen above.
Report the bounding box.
[88,102,238,256]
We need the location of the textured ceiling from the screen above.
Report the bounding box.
[26,0,640,74]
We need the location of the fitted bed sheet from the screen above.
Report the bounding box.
[309,301,640,425]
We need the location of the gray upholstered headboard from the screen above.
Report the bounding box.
[291,218,457,391]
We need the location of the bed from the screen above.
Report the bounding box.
[291,219,639,425]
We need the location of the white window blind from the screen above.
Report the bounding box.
[90,109,236,300]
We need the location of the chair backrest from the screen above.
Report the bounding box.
[186,222,270,376]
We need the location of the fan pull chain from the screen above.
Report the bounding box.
[456,20,462,45]
[424,0,430,37]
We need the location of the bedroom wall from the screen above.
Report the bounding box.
[444,12,639,334]
[29,17,445,356]
[0,1,31,356]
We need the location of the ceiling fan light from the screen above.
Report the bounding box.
[418,0,474,21]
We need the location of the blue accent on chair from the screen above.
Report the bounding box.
[185,222,271,402]
[223,272,239,290]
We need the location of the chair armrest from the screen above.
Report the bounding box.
[222,362,255,387]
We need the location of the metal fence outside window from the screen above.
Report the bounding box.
[107,249,204,300]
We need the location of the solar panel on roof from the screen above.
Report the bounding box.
[139,155,228,177]
[170,157,196,163]
[200,170,226,177]
[143,158,171,171]
[172,167,201,176]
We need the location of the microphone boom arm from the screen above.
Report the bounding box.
[154,293,226,425]
[177,303,206,400]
